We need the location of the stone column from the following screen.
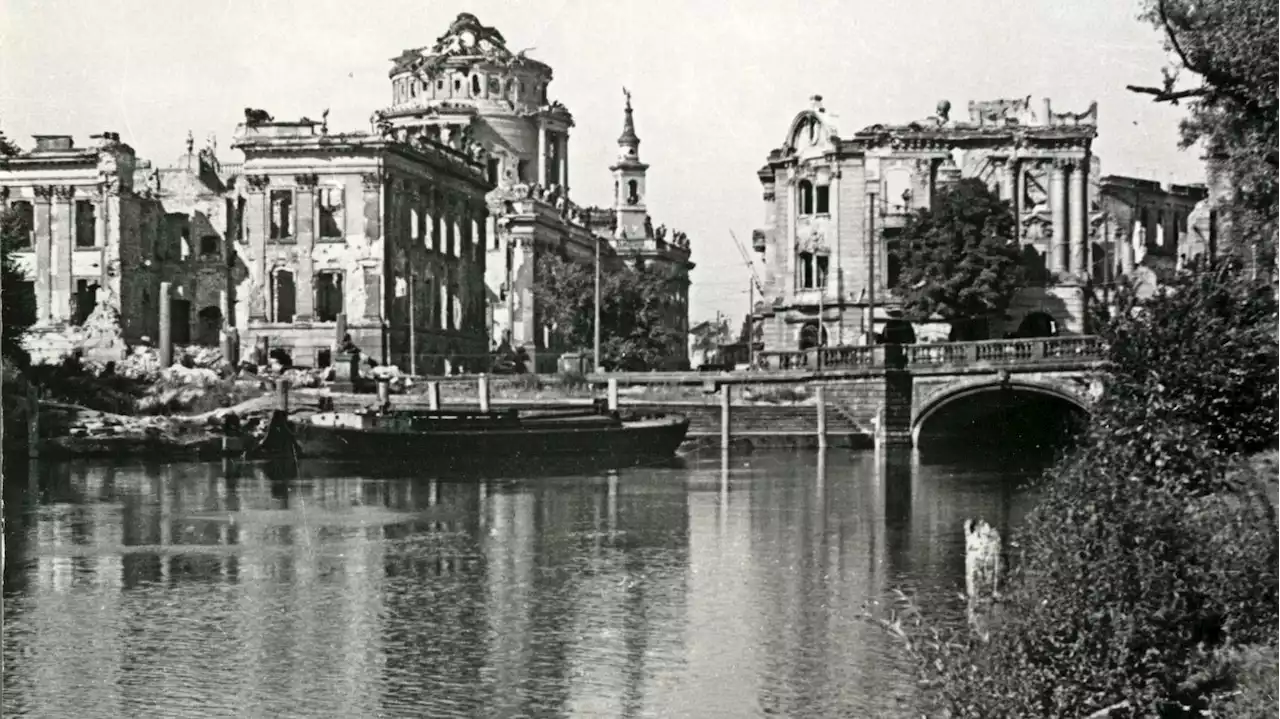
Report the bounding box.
[1120,218,1137,275]
[32,185,53,324]
[559,133,569,195]
[1049,160,1067,276]
[998,159,1015,204]
[1012,159,1023,239]
[361,172,384,324]
[294,173,318,322]
[1068,161,1086,280]
[786,173,797,298]
[245,176,270,321]
[53,185,75,322]
[537,120,548,187]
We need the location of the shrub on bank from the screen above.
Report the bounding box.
[887,262,1280,717]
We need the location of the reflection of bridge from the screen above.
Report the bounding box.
[595,336,1106,448]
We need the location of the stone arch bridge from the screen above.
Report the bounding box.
[595,336,1106,449]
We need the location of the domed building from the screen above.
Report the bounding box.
[373,13,693,371]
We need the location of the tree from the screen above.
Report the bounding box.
[890,178,1026,338]
[533,251,687,370]
[2,207,34,368]
[1128,0,1278,267]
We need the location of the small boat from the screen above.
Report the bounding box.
[250,403,691,469]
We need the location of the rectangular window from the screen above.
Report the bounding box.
[74,201,96,247]
[273,269,297,323]
[487,158,500,186]
[269,190,293,240]
[12,280,36,325]
[816,255,829,288]
[319,187,344,239]
[815,185,830,214]
[11,201,34,248]
[315,270,344,322]
[199,235,220,259]
[516,159,529,183]
[236,197,246,242]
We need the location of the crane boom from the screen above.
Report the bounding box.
[728,229,766,296]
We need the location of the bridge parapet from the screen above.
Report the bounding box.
[757,336,1104,373]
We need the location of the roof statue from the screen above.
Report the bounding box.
[623,86,632,111]
[618,87,639,146]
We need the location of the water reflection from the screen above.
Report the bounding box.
[3,448,1047,719]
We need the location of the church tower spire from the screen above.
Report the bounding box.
[611,87,650,240]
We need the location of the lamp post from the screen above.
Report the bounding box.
[594,235,602,374]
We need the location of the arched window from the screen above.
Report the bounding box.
[471,75,481,96]
[798,180,814,215]
[627,180,639,205]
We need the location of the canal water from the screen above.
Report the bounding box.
[2,448,1050,719]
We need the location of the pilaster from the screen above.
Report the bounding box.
[537,120,548,186]
[53,185,75,322]
[294,173,318,321]
[32,185,53,324]
[245,174,270,321]
[559,134,570,195]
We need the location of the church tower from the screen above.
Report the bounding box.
[611,89,650,240]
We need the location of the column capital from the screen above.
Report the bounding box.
[361,171,387,191]
[32,185,54,202]
[294,173,319,189]
[245,174,270,193]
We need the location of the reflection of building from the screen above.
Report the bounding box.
[229,117,492,371]
[753,95,1104,350]
[375,13,693,370]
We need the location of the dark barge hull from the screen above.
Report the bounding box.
[252,410,690,469]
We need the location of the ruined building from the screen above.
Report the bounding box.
[375,13,693,371]
[753,95,1107,350]
[2,12,693,373]
[228,116,493,373]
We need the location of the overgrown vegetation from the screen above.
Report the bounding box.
[533,251,689,370]
[884,262,1278,718]
[2,206,35,369]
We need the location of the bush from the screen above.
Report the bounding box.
[883,261,1280,717]
[1094,259,1278,458]
[892,427,1278,718]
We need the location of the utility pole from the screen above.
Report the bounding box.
[747,278,755,369]
[865,193,877,344]
[408,269,417,376]
[594,235,602,374]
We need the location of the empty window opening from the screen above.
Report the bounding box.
[437,79,444,92]
[410,206,421,241]
[798,181,814,215]
[10,201,34,248]
[319,187,344,239]
[269,190,292,240]
[170,299,192,345]
[73,279,99,325]
[886,238,902,287]
[815,185,830,214]
[316,347,332,368]
[12,280,36,326]
[626,180,639,205]
[75,200,95,247]
[180,227,192,260]
[199,235,220,259]
[797,252,829,289]
[315,270,344,322]
[516,159,529,183]
[487,158,500,185]
[272,269,296,323]
[471,75,481,96]
[235,197,246,242]
[454,77,462,93]
[196,306,222,345]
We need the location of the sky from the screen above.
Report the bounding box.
[1,0,1205,327]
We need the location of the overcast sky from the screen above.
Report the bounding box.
[1,0,1204,325]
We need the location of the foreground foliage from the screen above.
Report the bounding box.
[2,207,34,368]
[533,251,688,370]
[886,262,1279,718]
[1130,0,1278,269]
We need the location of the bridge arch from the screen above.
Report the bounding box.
[911,376,1092,448]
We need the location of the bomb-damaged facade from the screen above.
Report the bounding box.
[2,12,694,372]
[752,95,1108,349]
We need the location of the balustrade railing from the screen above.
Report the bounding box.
[757,336,1104,373]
